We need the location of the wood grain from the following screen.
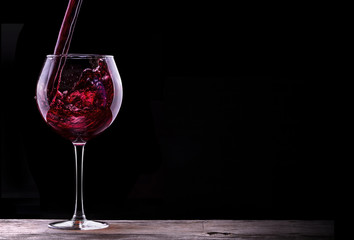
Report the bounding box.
[0,219,334,240]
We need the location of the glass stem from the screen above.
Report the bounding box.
[72,142,87,222]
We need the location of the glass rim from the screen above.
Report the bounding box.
[46,54,114,59]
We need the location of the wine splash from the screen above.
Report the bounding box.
[46,58,115,141]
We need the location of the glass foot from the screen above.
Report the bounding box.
[48,220,109,230]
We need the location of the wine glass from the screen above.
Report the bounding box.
[36,54,123,230]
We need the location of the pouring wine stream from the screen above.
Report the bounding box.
[49,0,83,108]
[54,0,83,55]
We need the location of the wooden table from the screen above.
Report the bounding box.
[0,219,334,239]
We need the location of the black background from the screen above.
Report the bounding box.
[1,1,335,220]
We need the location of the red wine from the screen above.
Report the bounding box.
[45,0,111,141]
[46,59,115,142]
